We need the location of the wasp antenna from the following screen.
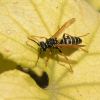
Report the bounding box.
[32,40,40,46]
[28,36,40,46]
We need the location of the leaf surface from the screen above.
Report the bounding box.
[0,0,100,100]
[87,0,100,11]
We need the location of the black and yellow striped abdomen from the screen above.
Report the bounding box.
[60,34,82,45]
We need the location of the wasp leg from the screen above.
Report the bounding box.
[64,33,89,38]
[57,48,73,73]
[45,55,50,67]
[26,41,41,67]
[79,47,88,53]
[56,53,71,71]
[61,53,73,73]
[45,49,52,67]
[35,49,42,67]
[26,41,39,66]
[35,52,40,67]
[78,33,90,37]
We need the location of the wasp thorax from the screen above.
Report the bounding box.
[40,41,47,51]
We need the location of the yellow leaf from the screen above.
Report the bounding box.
[0,0,100,100]
[0,54,16,73]
[0,70,49,100]
[86,0,100,11]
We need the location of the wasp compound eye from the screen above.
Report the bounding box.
[17,66,49,88]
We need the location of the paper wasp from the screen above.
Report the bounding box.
[27,18,88,72]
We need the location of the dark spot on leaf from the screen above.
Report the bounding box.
[17,66,49,88]
[98,10,100,12]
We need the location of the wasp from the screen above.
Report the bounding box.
[27,18,88,72]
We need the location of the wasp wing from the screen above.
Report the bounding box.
[55,44,85,48]
[55,44,87,52]
[52,18,75,38]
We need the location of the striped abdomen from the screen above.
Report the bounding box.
[60,34,82,45]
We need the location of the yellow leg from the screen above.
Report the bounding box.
[57,47,73,73]
[45,50,52,67]
[60,53,73,73]
[78,33,90,37]
[79,47,88,53]
[26,40,40,67]
[35,51,41,67]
